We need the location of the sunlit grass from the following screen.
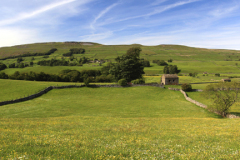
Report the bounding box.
[0,83,239,159]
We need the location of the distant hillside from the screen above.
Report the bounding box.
[0,42,240,62]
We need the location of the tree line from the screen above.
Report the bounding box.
[0,48,57,60]
[37,57,89,66]
[0,69,115,83]
[63,48,85,57]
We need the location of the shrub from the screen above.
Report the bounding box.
[118,79,127,86]
[131,78,145,84]
[157,60,168,66]
[141,60,150,67]
[164,65,181,74]
[181,83,192,91]
[43,55,49,58]
[168,59,173,62]
[189,72,198,77]
[84,78,90,86]
[215,73,220,77]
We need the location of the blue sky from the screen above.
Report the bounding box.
[0,0,240,49]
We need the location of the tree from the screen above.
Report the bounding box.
[17,57,23,63]
[141,60,150,67]
[163,65,181,74]
[181,83,192,91]
[157,60,168,66]
[109,47,144,82]
[203,82,240,117]
[126,47,142,57]
[0,63,7,70]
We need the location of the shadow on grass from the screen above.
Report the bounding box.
[229,112,240,117]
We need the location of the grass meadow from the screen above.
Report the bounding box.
[1,43,240,75]
[1,43,240,159]
[0,82,240,159]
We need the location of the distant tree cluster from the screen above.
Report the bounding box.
[189,72,198,77]
[9,63,30,68]
[163,65,181,74]
[152,60,168,66]
[0,69,115,83]
[0,62,7,71]
[37,59,69,66]
[0,48,57,60]
[141,59,151,67]
[37,57,89,66]
[63,48,85,57]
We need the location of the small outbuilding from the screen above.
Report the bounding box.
[161,74,179,85]
[222,79,231,82]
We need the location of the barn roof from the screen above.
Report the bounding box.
[162,74,178,78]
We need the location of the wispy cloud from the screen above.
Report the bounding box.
[0,0,76,26]
[98,0,201,27]
[90,2,120,30]
[209,6,239,17]
[151,0,167,6]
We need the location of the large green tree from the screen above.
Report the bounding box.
[109,47,145,82]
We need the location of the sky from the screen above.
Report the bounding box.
[0,0,240,50]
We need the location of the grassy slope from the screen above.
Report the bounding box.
[1,42,240,75]
[1,86,240,159]
[0,43,240,158]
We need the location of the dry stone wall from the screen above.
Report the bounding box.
[0,83,164,106]
[169,87,239,118]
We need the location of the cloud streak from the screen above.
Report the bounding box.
[98,0,201,27]
[0,0,76,26]
[90,2,119,30]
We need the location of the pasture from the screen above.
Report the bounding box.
[0,43,240,159]
[1,85,240,159]
[1,43,240,76]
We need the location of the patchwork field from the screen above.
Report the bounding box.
[1,42,240,75]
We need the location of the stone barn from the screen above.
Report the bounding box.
[161,74,179,85]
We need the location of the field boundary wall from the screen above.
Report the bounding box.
[168,87,239,119]
[0,83,164,106]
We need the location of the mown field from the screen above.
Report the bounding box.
[1,84,240,159]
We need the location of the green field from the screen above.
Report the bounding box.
[1,43,240,159]
[1,42,240,75]
[2,85,240,159]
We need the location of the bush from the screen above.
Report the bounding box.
[163,65,181,74]
[43,55,49,58]
[157,60,168,66]
[118,79,127,86]
[84,78,90,86]
[215,73,220,77]
[189,72,198,77]
[131,78,145,84]
[168,59,173,62]
[181,83,192,91]
[142,60,150,67]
